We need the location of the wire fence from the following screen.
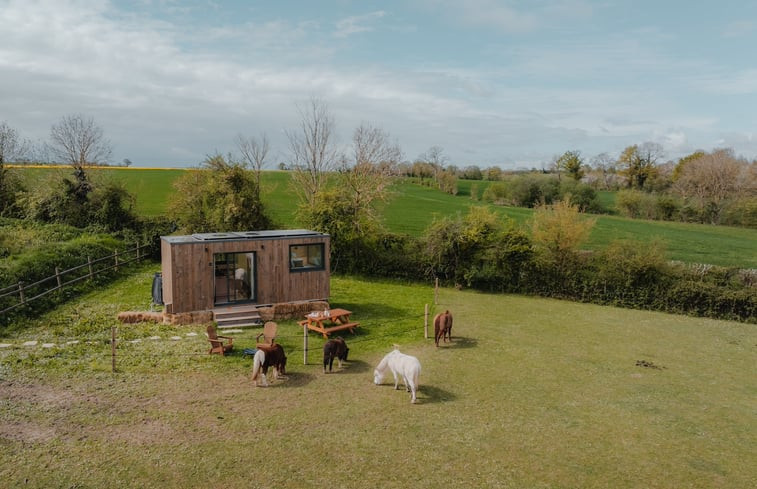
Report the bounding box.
[0,242,152,316]
[0,310,439,372]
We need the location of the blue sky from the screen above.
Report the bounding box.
[1,0,756,168]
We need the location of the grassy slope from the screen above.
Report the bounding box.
[1,264,755,488]
[381,181,757,268]
[10,167,757,268]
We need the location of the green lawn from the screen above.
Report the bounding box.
[1,263,755,488]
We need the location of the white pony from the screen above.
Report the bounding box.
[373,348,421,403]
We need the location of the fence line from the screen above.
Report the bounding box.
[0,242,150,315]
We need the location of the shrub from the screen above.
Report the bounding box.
[508,174,559,207]
[558,180,601,213]
[482,181,508,204]
[593,240,670,307]
[0,233,127,323]
[422,206,533,290]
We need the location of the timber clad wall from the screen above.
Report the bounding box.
[161,231,330,314]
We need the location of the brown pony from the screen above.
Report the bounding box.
[323,337,349,373]
[251,343,287,387]
[433,310,453,347]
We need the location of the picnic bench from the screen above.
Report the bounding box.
[299,308,360,339]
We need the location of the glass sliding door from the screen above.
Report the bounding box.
[213,251,256,305]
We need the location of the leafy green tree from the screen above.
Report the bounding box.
[462,165,483,180]
[508,173,559,207]
[555,150,584,181]
[558,180,600,212]
[485,166,503,181]
[168,154,272,233]
[617,142,662,189]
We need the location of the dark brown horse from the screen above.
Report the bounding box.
[433,310,453,347]
[251,343,287,387]
[323,337,349,373]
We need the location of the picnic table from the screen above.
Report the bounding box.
[299,308,360,339]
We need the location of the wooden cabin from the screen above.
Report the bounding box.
[160,230,330,318]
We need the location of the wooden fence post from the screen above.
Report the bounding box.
[111,326,117,373]
[114,250,119,271]
[424,304,429,339]
[55,267,62,288]
[18,281,25,304]
[87,256,94,279]
[135,242,140,261]
[303,323,308,365]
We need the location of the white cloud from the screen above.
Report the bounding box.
[425,0,538,33]
[723,20,756,38]
[334,11,386,38]
[693,69,757,95]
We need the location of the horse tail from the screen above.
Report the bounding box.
[251,349,265,381]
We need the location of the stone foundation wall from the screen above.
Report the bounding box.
[119,301,329,326]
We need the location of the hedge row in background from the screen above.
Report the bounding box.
[330,223,756,324]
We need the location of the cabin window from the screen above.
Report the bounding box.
[289,244,325,271]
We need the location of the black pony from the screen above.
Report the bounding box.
[323,337,349,373]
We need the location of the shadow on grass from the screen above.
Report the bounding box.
[436,336,478,349]
[418,384,457,404]
[276,371,317,388]
[329,359,371,375]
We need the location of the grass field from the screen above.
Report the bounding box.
[1,262,755,488]
[10,166,757,268]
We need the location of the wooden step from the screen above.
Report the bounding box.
[217,318,262,329]
[213,305,262,329]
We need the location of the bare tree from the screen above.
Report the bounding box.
[0,121,29,166]
[49,114,112,169]
[589,152,615,187]
[672,148,753,223]
[286,98,338,206]
[236,132,270,191]
[0,121,29,215]
[420,145,448,175]
[339,123,402,232]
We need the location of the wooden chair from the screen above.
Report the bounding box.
[207,324,234,355]
[256,321,277,347]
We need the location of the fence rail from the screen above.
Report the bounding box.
[0,243,150,316]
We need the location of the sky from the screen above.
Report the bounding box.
[1,0,756,169]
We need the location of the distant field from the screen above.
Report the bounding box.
[10,167,757,268]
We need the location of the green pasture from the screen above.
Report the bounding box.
[9,167,757,268]
[1,262,755,488]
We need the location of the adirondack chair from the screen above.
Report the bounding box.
[256,321,277,347]
[207,324,234,355]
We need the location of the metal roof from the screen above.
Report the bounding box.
[161,229,328,244]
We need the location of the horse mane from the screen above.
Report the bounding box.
[251,349,265,380]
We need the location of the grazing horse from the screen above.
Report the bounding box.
[251,344,287,387]
[433,310,453,347]
[323,337,349,373]
[373,348,421,403]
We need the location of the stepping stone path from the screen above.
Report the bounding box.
[0,329,251,349]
